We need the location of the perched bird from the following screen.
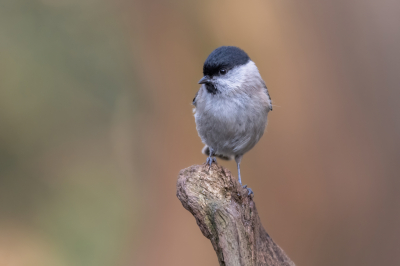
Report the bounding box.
[193,46,272,195]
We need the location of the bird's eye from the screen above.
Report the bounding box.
[219,69,227,75]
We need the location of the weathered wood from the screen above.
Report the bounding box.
[176,163,295,266]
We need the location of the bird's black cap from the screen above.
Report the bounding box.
[203,46,250,77]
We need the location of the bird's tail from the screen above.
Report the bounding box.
[202,146,233,161]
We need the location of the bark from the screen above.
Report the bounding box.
[176,163,295,266]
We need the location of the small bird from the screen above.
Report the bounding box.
[193,46,272,195]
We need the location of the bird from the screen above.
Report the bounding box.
[192,46,272,195]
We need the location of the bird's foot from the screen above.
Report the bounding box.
[242,185,254,196]
[206,156,217,168]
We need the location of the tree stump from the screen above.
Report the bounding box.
[176,163,295,266]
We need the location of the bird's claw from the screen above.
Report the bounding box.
[242,185,253,196]
[206,156,217,168]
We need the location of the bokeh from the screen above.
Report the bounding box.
[1,0,399,265]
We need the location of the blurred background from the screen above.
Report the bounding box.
[1,0,399,265]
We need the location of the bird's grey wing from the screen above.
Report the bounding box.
[263,82,273,111]
[192,90,199,106]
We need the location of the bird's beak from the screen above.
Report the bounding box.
[198,76,211,84]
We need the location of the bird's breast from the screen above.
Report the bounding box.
[195,92,269,156]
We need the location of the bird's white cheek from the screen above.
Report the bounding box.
[214,78,239,92]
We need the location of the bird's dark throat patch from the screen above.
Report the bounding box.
[205,83,218,95]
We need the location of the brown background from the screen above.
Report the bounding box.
[1,0,399,265]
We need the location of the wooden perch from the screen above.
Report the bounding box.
[176,163,295,266]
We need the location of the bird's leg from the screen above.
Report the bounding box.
[235,155,253,196]
[206,147,217,167]
[237,161,242,185]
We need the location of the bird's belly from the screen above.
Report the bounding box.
[195,102,268,156]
